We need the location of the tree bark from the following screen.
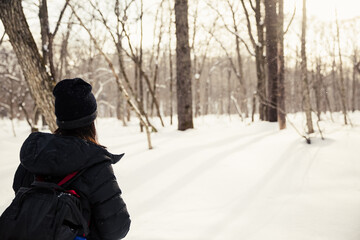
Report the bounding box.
[352,51,358,112]
[175,0,193,130]
[168,0,174,125]
[265,0,278,122]
[255,0,267,121]
[0,0,57,131]
[39,0,68,81]
[277,0,286,129]
[228,0,247,117]
[227,69,232,116]
[39,0,50,67]
[314,60,322,120]
[58,16,72,80]
[301,0,314,133]
[240,0,266,120]
[335,15,348,124]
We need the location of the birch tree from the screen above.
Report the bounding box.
[301,0,314,133]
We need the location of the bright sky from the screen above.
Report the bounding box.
[302,0,360,21]
[1,0,360,67]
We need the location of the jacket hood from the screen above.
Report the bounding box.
[20,132,124,176]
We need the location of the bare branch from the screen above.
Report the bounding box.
[0,102,10,110]
[284,4,296,35]
[69,2,153,149]
[249,0,256,12]
[190,0,199,50]
[206,27,239,79]
[356,62,360,73]
[0,31,5,46]
[257,91,313,143]
[198,16,219,76]
[94,79,113,99]
[52,0,70,37]
[206,2,255,56]
[98,99,116,110]
[240,0,256,48]
[4,73,21,82]
[206,2,233,36]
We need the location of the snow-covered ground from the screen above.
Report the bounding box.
[1,113,360,240]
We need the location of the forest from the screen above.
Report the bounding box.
[0,0,359,148]
[1,1,360,239]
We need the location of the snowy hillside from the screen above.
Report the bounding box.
[1,113,360,240]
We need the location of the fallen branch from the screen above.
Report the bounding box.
[257,94,313,144]
[231,95,244,121]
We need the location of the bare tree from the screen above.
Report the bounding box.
[110,0,165,127]
[313,59,322,121]
[265,0,278,122]
[0,0,57,131]
[277,0,286,129]
[57,13,73,80]
[335,14,348,124]
[150,0,166,117]
[190,0,200,117]
[208,0,248,117]
[69,3,153,149]
[300,0,314,133]
[175,0,193,130]
[89,0,161,130]
[240,0,266,120]
[191,17,217,118]
[167,0,174,125]
[39,0,70,81]
[352,49,358,112]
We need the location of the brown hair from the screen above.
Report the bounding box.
[54,121,103,147]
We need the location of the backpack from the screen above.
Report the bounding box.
[0,171,89,240]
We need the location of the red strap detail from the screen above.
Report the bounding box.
[58,171,78,186]
[66,189,80,198]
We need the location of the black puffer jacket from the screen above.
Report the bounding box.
[13,132,131,240]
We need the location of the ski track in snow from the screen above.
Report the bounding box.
[1,113,360,240]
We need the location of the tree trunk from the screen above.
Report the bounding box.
[335,15,348,124]
[0,0,57,132]
[314,61,322,120]
[38,0,57,81]
[265,0,278,122]
[352,51,358,112]
[255,0,267,121]
[39,0,49,67]
[231,9,247,118]
[169,35,174,125]
[204,70,212,115]
[195,71,201,117]
[58,18,72,80]
[301,0,314,133]
[175,0,193,130]
[168,0,174,125]
[277,0,286,129]
[139,0,145,124]
[227,69,232,116]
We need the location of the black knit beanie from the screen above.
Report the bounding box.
[53,78,97,129]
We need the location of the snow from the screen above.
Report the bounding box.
[1,113,360,240]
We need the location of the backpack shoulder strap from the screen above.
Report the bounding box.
[58,171,78,186]
[58,168,87,188]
